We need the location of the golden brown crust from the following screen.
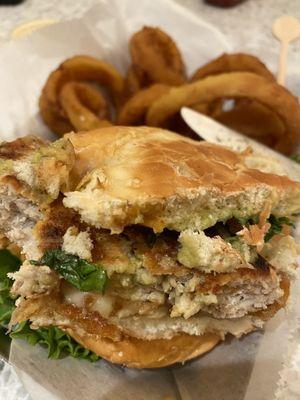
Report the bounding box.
[68,328,219,368]
[39,55,124,135]
[124,65,142,97]
[191,53,275,82]
[118,84,170,125]
[59,82,111,131]
[66,126,300,197]
[129,26,186,87]
[213,100,285,148]
[63,127,300,233]
[196,267,275,294]
[34,197,83,253]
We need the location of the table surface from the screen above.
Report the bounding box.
[0,0,299,399]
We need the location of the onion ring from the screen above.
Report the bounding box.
[59,82,111,131]
[39,55,124,135]
[129,27,186,87]
[124,65,143,98]
[214,99,285,147]
[146,72,300,155]
[191,100,224,117]
[191,53,275,82]
[190,53,275,121]
[49,55,124,104]
[118,84,170,126]
[39,93,73,136]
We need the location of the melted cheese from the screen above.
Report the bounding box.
[63,284,87,308]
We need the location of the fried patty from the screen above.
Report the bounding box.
[8,198,283,322]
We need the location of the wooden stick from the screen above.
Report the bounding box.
[277,40,288,86]
[272,16,300,86]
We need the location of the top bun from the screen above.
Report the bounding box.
[63,126,300,233]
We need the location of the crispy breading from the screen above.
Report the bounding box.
[34,197,83,253]
[0,135,75,204]
[0,136,45,161]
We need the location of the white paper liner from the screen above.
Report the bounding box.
[275,269,300,400]
[0,362,30,400]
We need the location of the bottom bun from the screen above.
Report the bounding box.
[66,328,220,368]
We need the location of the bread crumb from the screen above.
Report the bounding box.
[62,226,93,260]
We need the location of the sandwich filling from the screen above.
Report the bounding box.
[0,128,299,365]
[8,198,297,341]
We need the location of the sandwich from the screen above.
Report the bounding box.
[1,126,299,368]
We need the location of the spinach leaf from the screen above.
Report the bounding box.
[32,249,107,293]
[265,215,294,242]
[0,296,15,328]
[291,154,300,164]
[10,321,99,362]
[0,249,21,281]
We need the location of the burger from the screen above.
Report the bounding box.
[1,126,299,368]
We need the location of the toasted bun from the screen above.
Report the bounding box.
[63,126,300,232]
[67,327,220,368]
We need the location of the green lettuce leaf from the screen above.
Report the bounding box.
[31,249,107,293]
[0,249,21,328]
[10,321,99,362]
[265,215,294,242]
[0,249,99,362]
